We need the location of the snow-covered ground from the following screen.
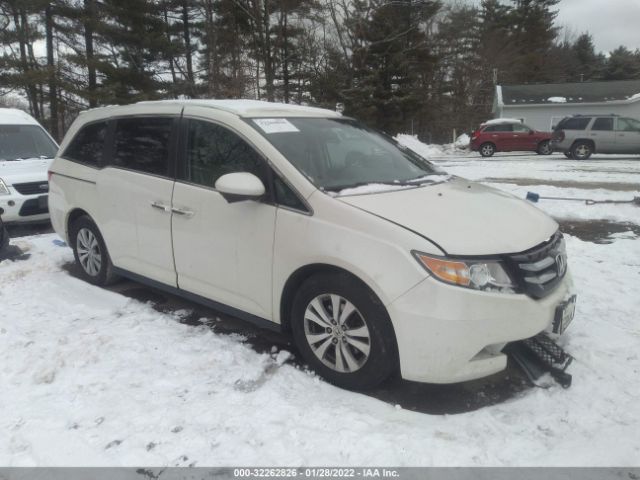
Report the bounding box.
[2,141,640,467]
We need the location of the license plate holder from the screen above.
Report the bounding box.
[553,295,577,334]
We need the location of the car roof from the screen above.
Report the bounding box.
[0,108,41,126]
[84,99,342,119]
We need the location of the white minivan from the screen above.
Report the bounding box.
[0,108,58,223]
[49,100,576,389]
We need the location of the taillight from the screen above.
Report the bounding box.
[552,130,565,142]
[48,170,53,182]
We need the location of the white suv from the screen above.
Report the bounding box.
[49,100,576,389]
[0,108,58,223]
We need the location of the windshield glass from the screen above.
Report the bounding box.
[249,117,446,192]
[0,125,58,161]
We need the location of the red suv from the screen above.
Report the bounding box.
[470,120,553,157]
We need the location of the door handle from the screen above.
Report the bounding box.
[171,207,194,217]
[150,201,171,213]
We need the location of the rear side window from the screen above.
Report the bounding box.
[617,118,640,132]
[559,117,591,130]
[592,118,614,131]
[111,117,173,176]
[181,119,265,189]
[63,122,108,166]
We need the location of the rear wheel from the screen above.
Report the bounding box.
[571,141,593,160]
[70,216,117,286]
[537,140,552,155]
[480,143,496,157]
[291,272,398,390]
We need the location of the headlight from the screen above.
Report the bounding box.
[413,251,516,293]
[0,178,10,195]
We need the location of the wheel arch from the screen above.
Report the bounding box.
[571,138,596,153]
[66,208,93,241]
[279,263,394,338]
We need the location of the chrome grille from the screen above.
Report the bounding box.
[507,232,567,299]
[13,181,49,195]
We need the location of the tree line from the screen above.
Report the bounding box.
[1,0,639,143]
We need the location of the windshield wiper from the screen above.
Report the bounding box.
[323,180,403,192]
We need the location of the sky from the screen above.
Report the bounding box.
[555,0,640,53]
[457,0,640,54]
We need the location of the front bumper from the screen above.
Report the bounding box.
[387,270,575,383]
[0,189,50,223]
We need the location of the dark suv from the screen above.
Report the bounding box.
[470,120,553,157]
[551,114,640,159]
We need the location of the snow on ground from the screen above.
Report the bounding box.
[1,229,640,466]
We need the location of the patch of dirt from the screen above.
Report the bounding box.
[482,177,640,192]
[558,219,640,244]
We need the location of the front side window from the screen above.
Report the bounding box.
[592,118,614,131]
[0,125,57,161]
[111,117,173,176]
[181,119,265,189]
[250,117,446,192]
[512,124,531,133]
[617,118,640,132]
[63,121,108,166]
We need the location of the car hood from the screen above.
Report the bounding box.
[0,158,52,184]
[337,177,558,255]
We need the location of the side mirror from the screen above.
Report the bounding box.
[215,172,265,203]
[529,130,535,135]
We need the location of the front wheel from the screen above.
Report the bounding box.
[70,216,117,286]
[291,273,398,390]
[480,143,496,157]
[537,140,552,155]
[571,141,593,160]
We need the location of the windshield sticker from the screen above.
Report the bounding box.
[253,118,300,134]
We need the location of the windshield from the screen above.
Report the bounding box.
[0,125,58,161]
[249,117,446,192]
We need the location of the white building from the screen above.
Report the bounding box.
[493,79,640,131]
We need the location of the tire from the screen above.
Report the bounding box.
[571,141,593,160]
[70,215,117,286]
[479,143,495,157]
[291,272,398,390]
[537,140,552,155]
[564,151,573,159]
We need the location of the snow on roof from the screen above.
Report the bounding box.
[482,117,522,125]
[500,80,640,105]
[0,108,40,126]
[137,99,341,118]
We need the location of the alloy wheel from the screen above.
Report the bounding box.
[76,227,102,276]
[303,294,371,373]
[481,144,494,156]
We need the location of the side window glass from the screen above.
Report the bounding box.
[183,120,265,188]
[274,176,307,211]
[617,118,640,132]
[563,118,591,130]
[111,117,173,176]
[592,118,614,131]
[483,125,498,132]
[512,124,529,133]
[496,124,513,132]
[63,122,108,166]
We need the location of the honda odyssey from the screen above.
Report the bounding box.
[48,100,576,389]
